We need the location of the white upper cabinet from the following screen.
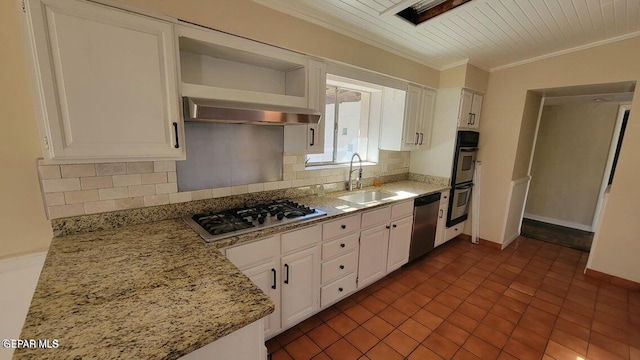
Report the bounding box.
[306,59,326,154]
[380,84,436,151]
[25,0,183,163]
[457,89,483,130]
[177,24,310,109]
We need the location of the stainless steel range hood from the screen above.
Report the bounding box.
[183,97,321,125]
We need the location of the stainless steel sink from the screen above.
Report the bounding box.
[338,190,397,204]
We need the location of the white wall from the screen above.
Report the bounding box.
[0,253,46,360]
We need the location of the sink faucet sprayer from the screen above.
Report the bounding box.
[348,153,363,191]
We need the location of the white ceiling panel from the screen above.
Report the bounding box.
[253,0,640,71]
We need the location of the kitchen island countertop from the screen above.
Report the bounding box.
[16,181,447,359]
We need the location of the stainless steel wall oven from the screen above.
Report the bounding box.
[448,130,479,227]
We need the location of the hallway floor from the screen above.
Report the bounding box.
[266,236,639,360]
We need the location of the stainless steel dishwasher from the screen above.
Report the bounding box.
[408,192,441,262]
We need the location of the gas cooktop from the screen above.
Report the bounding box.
[184,199,327,242]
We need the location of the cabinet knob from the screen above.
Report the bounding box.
[385,225,390,229]
[392,224,397,228]
[340,243,345,248]
[339,265,345,270]
[341,225,346,229]
[338,287,343,292]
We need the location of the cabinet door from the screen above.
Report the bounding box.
[358,224,389,288]
[25,0,182,162]
[417,88,436,150]
[458,90,474,129]
[434,203,448,247]
[243,261,281,338]
[307,59,326,154]
[402,84,422,150]
[386,216,413,273]
[379,87,407,151]
[469,93,483,130]
[281,246,320,328]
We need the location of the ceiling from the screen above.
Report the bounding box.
[253,0,640,71]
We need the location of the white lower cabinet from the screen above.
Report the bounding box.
[358,224,389,288]
[281,245,320,328]
[386,216,413,273]
[179,319,266,360]
[225,225,320,339]
[445,221,465,242]
[434,191,450,248]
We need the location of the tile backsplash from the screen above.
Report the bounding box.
[37,150,411,219]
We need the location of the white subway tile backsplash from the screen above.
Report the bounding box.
[45,192,65,206]
[112,174,142,187]
[248,183,264,193]
[128,184,156,197]
[126,162,154,174]
[192,189,213,200]
[263,182,279,191]
[211,187,231,198]
[43,178,81,193]
[39,150,410,219]
[231,185,248,195]
[48,204,85,218]
[153,161,176,172]
[96,163,126,176]
[39,165,61,179]
[169,192,192,204]
[98,187,129,200]
[80,176,113,190]
[84,200,116,214]
[155,183,177,195]
[115,197,144,210]
[64,190,99,204]
[144,194,169,207]
[60,164,96,178]
[141,172,167,185]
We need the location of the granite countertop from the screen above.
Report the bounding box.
[16,181,447,359]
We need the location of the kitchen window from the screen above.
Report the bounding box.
[307,76,381,165]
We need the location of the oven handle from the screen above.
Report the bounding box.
[455,183,474,190]
[459,147,479,152]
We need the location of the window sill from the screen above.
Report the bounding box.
[305,162,378,171]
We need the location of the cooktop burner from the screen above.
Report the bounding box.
[185,199,326,242]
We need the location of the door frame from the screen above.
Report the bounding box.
[591,103,631,231]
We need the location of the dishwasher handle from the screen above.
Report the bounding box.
[414,192,441,207]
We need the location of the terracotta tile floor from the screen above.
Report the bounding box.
[266,236,640,360]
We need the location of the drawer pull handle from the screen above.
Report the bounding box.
[340,243,345,248]
[341,225,346,229]
[271,268,276,290]
[338,287,343,292]
[339,265,345,270]
[392,224,397,228]
[439,209,443,218]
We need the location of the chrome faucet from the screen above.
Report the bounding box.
[348,153,363,191]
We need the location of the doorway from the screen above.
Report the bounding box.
[521,86,633,251]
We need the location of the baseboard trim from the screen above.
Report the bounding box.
[585,268,640,290]
[524,213,592,232]
[457,234,502,250]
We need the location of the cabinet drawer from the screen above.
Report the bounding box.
[391,200,414,219]
[225,236,279,270]
[322,232,359,260]
[444,221,465,242]
[282,224,321,254]
[322,214,360,241]
[321,272,357,308]
[361,206,391,228]
[321,250,358,285]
